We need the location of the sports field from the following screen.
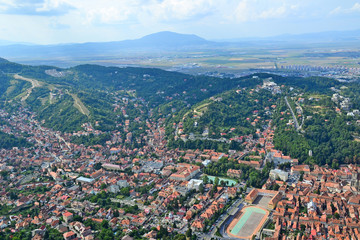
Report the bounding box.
[227,206,269,239]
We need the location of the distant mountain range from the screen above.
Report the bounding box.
[0,29,360,66]
[215,29,360,43]
[265,29,360,42]
[0,31,214,59]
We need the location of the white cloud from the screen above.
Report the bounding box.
[233,0,249,22]
[74,0,217,25]
[351,2,360,11]
[330,6,342,15]
[0,0,17,9]
[79,0,140,24]
[85,7,130,24]
[0,0,74,16]
[232,0,300,22]
[144,0,215,21]
[259,5,287,19]
[1,0,360,44]
[330,2,360,15]
[36,0,72,12]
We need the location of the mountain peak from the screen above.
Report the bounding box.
[138,31,209,46]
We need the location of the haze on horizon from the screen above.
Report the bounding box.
[0,0,360,45]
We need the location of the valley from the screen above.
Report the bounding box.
[0,58,359,240]
[1,1,360,238]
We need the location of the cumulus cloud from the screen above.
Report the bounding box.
[350,2,360,11]
[77,0,216,25]
[1,0,360,44]
[80,0,140,24]
[232,0,300,22]
[330,2,360,15]
[0,0,75,16]
[1,0,359,23]
[144,0,215,21]
[36,0,73,12]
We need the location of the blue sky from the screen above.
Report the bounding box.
[0,0,360,44]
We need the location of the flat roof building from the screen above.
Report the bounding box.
[76,176,95,184]
[270,169,289,181]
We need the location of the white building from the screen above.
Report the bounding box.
[269,169,289,182]
[187,179,203,191]
[117,180,129,188]
[76,176,95,184]
[307,200,317,213]
[108,184,120,193]
[202,159,212,167]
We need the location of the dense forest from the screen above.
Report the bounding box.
[272,91,360,166]
[70,133,111,147]
[166,87,278,139]
[0,131,32,149]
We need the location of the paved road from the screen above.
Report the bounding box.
[200,198,245,240]
[285,96,300,130]
[294,100,305,129]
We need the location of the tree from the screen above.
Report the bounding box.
[94,162,102,170]
[101,220,109,229]
[73,215,83,222]
[273,184,280,191]
[100,183,107,190]
[203,175,209,184]
[330,203,336,213]
[84,218,96,229]
[157,226,169,238]
[300,224,306,232]
[214,177,219,186]
[98,228,114,240]
[113,210,119,217]
[0,171,8,179]
[199,183,204,194]
[44,227,63,240]
[186,227,192,238]
[120,187,130,196]
[220,180,226,187]
[9,191,18,200]
[331,160,339,169]
[174,234,187,240]
[299,171,304,182]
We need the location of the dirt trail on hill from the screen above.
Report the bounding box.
[14,74,42,101]
[69,93,90,116]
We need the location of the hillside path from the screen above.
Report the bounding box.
[69,92,90,116]
[14,74,42,101]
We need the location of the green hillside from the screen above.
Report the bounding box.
[0,131,32,149]
[0,58,359,166]
[166,87,278,139]
[0,59,263,132]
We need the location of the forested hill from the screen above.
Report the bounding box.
[0,59,268,131]
[0,58,359,166]
[0,58,355,133]
[13,63,264,106]
[0,59,264,132]
[0,131,32,149]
